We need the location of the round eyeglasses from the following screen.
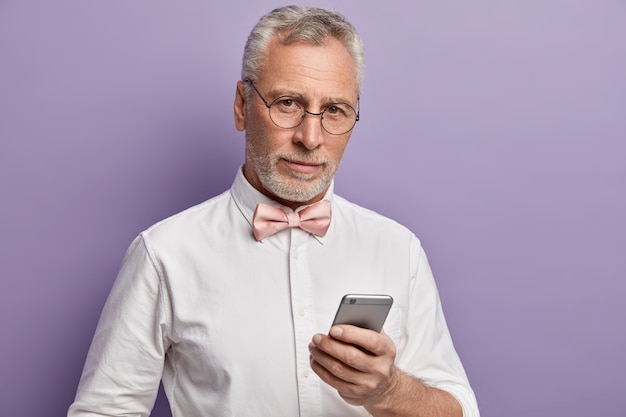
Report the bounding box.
[245,79,359,135]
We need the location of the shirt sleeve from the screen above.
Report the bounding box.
[399,235,480,417]
[68,234,171,417]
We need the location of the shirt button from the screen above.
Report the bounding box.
[298,307,306,317]
[294,251,299,260]
[303,370,311,378]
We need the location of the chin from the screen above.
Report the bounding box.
[265,177,328,204]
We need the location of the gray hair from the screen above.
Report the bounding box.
[241,5,365,92]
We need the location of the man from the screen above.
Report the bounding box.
[68,6,479,417]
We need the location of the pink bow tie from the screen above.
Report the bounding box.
[252,200,331,241]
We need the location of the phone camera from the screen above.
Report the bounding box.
[349,298,357,304]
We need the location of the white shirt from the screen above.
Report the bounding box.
[68,167,479,417]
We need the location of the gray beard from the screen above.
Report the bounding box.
[250,150,336,203]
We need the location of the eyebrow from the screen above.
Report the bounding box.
[266,88,356,107]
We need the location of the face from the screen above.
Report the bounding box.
[234,36,359,209]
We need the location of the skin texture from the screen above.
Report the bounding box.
[234,34,462,417]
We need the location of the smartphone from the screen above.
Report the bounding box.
[331,294,393,332]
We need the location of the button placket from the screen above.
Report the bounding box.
[288,229,321,417]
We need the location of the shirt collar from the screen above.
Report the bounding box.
[230,166,334,244]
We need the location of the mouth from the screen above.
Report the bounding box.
[282,158,323,175]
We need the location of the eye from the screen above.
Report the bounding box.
[273,97,302,112]
[326,105,340,114]
[325,104,349,117]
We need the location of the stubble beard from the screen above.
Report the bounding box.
[247,146,336,203]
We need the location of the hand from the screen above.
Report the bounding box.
[309,325,399,407]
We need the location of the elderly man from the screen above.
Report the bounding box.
[68,6,479,417]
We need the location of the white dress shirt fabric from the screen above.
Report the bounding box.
[68,167,479,417]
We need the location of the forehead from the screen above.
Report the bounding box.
[258,37,359,102]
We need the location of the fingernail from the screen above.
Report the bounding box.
[330,326,343,337]
[312,334,322,344]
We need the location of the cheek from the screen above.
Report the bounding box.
[327,138,350,163]
[246,122,294,156]
[245,111,271,145]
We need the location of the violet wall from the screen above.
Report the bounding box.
[1,1,624,416]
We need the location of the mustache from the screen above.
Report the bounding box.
[275,151,328,166]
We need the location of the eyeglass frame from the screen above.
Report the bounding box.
[244,79,360,136]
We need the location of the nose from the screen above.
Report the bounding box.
[294,111,325,150]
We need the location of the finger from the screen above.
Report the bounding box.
[329,325,395,357]
[311,332,375,374]
[309,354,373,405]
[309,338,366,384]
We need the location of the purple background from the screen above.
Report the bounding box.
[1,1,625,416]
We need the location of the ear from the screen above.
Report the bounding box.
[234,80,247,131]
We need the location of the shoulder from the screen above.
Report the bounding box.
[140,189,232,245]
[332,195,420,243]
